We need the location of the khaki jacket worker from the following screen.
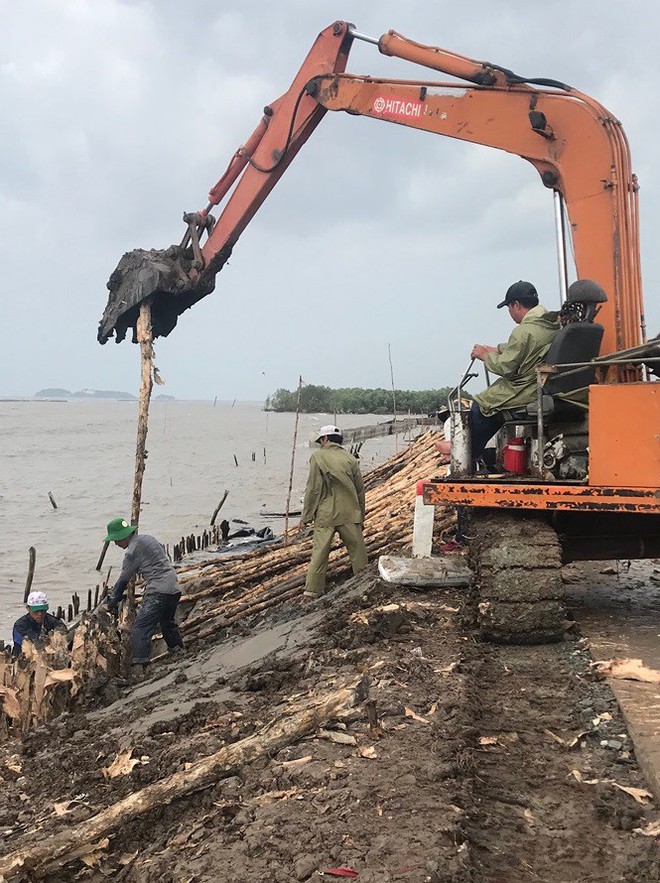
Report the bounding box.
[301,425,368,598]
[469,280,559,463]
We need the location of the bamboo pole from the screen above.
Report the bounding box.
[284,375,303,544]
[388,342,398,454]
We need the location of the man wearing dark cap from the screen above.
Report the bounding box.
[469,281,559,462]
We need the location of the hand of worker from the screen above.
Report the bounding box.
[470,344,496,361]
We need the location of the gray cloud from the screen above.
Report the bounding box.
[1,0,658,400]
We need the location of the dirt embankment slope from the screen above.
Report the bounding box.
[1,568,659,883]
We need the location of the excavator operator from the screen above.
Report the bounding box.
[469,281,559,463]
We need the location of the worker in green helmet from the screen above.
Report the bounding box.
[102,518,185,679]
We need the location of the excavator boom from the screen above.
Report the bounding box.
[98,22,644,358]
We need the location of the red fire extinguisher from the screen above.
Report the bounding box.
[503,437,527,474]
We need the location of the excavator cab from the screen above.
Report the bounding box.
[444,279,608,482]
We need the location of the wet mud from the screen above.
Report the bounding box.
[1,567,659,882]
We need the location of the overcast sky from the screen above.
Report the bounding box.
[2,0,658,401]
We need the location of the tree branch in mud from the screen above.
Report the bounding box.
[0,677,368,880]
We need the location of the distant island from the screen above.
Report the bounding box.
[34,389,175,402]
[265,384,453,415]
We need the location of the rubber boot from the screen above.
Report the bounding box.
[130,663,149,684]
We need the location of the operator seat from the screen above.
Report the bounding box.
[545,323,604,392]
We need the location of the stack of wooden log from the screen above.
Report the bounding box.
[174,431,452,644]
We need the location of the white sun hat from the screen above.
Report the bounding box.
[315,424,342,442]
[27,591,49,610]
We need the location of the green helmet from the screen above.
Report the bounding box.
[104,517,137,543]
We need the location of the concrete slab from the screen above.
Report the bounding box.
[378,554,472,588]
[566,559,660,797]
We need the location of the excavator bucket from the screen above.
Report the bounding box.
[97,247,215,344]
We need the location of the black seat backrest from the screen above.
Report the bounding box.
[544,323,604,395]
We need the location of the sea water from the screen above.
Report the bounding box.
[0,400,401,638]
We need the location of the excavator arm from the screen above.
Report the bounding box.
[98,21,644,357]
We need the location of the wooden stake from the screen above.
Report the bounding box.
[284,375,303,544]
[95,542,109,572]
[48,492,58,510]
[388,342,398,453]
[210,490,229,526]
[22,547,36,604]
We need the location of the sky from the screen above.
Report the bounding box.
[1,0,659,402]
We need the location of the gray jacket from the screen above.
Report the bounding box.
[108,533,179,610]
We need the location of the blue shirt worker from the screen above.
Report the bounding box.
[104,518,185,674]
[12,591,66,656]
[301,425,368,599]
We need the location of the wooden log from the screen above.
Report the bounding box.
[0,677,366,879]
[22,547,36,604]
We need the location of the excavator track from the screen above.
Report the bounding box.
[468,510,565,644]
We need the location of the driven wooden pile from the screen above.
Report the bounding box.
[174,431,452,644]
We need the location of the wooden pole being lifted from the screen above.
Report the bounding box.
[120,303,154,672]
[131,302,154,530]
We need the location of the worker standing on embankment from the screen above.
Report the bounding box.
[102,518,185,678]
[300,425,367,599]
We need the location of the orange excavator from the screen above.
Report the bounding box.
[98,22,660,643]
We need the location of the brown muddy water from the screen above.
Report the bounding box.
[0,399,408,639]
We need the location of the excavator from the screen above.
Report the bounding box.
[98,21,660,644]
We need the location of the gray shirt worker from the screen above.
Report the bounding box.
[108,533,180,610]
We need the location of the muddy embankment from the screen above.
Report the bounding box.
[1,434,660,882]
[1,571,660,881]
